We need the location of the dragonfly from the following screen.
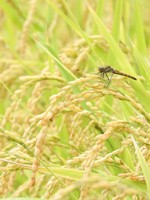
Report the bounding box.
[98,66,137,86]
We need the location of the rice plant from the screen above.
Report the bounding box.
[0,0,150,199]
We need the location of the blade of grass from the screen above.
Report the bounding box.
[108,0,123,62]
[111,0,123,41]
[96,0,105,18]
[132,136,150,199]
[86,0,131,70]
[132,43,150,81]
[35,39,77,82]
[46,0,104,67]
[133,0,147,55]
[47,0,90,43]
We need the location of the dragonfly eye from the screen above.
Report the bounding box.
[98,67,105,72]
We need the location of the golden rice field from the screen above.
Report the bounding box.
[1,1,150,199]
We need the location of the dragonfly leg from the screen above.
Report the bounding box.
[109,72,114,82]
[105,73,110,81]
[100,72,104,78]
[105,73,113,87]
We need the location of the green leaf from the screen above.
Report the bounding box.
[132,136,150,199]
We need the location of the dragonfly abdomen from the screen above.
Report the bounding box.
[113,70,137,80]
